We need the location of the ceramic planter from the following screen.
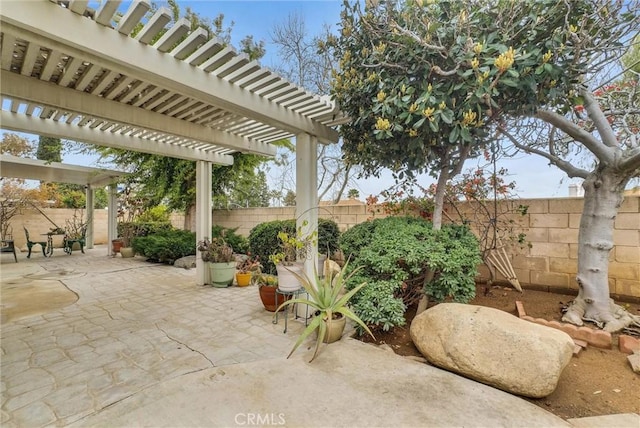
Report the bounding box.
[209,262,235,287]
[236,272,252,287]
[120,247,134,258]
[275,262,304,292]
[322,314,347,343]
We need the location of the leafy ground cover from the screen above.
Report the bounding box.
[361,284,640,419]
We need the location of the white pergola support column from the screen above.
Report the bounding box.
[107,184,118,256]
[196,160,213,286]
[296,133,318,270]
[85,186,94,249]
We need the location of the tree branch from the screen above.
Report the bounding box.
[581,87,618,149]
[498,126,589,179]
[534,109,615,164]
[389,22,447,53]
[618,147,640,175]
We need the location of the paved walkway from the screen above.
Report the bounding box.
[0,246,635,427]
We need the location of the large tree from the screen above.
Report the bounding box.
[36,136,62,163]
[331,0,639,330]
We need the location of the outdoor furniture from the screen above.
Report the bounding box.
[1,239,18,263]
[24,227,48,258]
[63,227,86,255]
[273,288,309,333]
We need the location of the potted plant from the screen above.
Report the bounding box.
[269,229,314,292]
[119,224,135,258]
[252,273,285,311]
[275,260,375,362]
[236,254,261,287]
[198,237,235,287]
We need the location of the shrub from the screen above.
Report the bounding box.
[342,216,481,333]
[133,229,196,263]
[248,218,341,274]
[117,221,173,239]
[137,206,171,223]
[212,225,248,254]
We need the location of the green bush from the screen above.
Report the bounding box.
[248,218,341,274]
[132,229,196,263]
[118,221,173,238]
[137,206,171,223]
[342,216,481,333]
[212,225,248,254]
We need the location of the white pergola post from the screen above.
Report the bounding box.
[85,186,94,249]
[196,160,212,286]
[296,132,318,277]
[107,184,118,256]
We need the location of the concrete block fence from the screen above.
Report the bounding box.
[4,196,638,299]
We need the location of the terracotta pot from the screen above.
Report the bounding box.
[258,285,291,312]
[112,239,123,253]
[236,272,252,287]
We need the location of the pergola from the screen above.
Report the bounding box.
[0,0,346,285]
[0,154,128,248]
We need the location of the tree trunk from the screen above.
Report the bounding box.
[416,167,450,314]
[562,168,638,332]
[430,167,449,231]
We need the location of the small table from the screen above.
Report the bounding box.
[273,288,309,333]
[42,233,65,257]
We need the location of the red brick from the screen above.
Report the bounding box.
[573,339,588,348]
[572,327,592,342]
[573,344,583,357]
[547,320,564,330]
[590,330,612,349]
[619,335,640,354]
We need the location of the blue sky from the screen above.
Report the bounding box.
[4,1,579,199]
[159,1,579,198]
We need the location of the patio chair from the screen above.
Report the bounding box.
[1,238,18,262]
[63,227,86,255]
[24,227,48,258]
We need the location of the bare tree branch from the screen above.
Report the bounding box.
[581,87,619,148]
[534,109,615,164]
[498,126,590,178]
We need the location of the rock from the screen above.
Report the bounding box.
[628,351,640,374]
[410,303,574,398]
[174,256,196,269]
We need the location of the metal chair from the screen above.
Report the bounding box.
[63,226,86,255]
[23,227,48,258]
[1,239,18,262]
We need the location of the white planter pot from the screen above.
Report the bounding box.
[276,262,304,292]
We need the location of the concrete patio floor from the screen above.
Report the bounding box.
[0,246,636,427]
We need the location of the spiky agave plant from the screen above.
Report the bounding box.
[275,259,374,362]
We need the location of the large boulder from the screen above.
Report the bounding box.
[410,303,574,398]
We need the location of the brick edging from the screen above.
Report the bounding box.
[515,301,612,349]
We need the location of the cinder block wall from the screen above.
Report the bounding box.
[5,208,110,249]
[210,197,639,299]
[5,197,638,298]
